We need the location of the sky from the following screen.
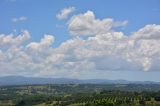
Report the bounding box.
[0,0,160,81]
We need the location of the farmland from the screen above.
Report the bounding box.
[0,84,160,106]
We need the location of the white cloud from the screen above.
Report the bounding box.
[68,11,128,36]
[0,10,160,78]
[131,24,160,40]
[11,16,27,22]
[113,20,128,27]
[56,7,75,20]
[0,30,30,48]
[27,34,54,49]
[26,35,54,62]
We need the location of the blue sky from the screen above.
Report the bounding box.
[0,0,160,81]
[0,0,160,46]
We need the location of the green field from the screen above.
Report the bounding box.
[0,84,160,106]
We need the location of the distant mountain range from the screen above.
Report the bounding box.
[0,76,159,86]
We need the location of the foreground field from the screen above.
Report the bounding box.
[0,84,160,106]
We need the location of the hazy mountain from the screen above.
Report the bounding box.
[0,76,159,86]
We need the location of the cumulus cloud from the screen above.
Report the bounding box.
[0,10,160,78]
[56,7,75,20]
[131,24,160,40]
[0,32,55,77]
[26,35,55,63]
[27,34,54,50]
[0,30,30,48]
[11,16,27,22]
[68,11,128,36]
